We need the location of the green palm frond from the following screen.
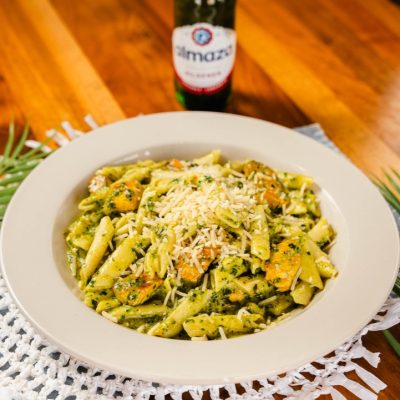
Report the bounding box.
[0,122,51,222]
[383,329,400,357]
[374,169,400,357]
[394,275,400,297]
[374,169,400,215]
[374,170,400,297]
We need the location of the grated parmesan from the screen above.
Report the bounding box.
[170,286,178,304]
[324,238,337,250]
[135,264,144,278]
[299,182,307,197]
[191,335,208,341]
[237,307,250,320]
[218,326,227,340]
[163,290,172,306]
[259,296,277,306]
[290,267,303,292]
[101,311,118,323]
[141,171,262,275]
[201,274,209,291]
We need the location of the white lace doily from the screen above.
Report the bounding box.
[0,118,399,400]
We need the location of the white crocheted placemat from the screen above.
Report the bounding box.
[0,118,399,400]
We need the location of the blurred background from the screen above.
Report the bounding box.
[0,0,399,177]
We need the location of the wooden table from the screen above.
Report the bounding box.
[0,0,399,398]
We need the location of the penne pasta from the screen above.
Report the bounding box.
[65,152,337,340]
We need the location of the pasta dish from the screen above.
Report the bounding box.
[65,151,337,340]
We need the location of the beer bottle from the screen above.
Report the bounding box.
[173,0,236,111]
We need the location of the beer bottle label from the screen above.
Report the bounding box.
[172,23,236,95]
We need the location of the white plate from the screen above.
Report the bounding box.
[1,112,398,385]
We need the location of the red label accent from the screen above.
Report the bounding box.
[175,70,232,95]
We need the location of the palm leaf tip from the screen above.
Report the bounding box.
[3,121,15,160]
[394,276,400,297]
[0,123,49,224]
[374,169,400,214]
[383,171,400,197]
[383,329,400,357]
[11,123,30,159]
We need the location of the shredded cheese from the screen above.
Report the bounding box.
[299,182,307,197]
[218,326,227,340]
[135,264,144,278]
[237,307,250,320]
[259,296,277,306]
[201,274,209,291]
[140,173,263,277]
[163,290,172,306]
[170,286,177,304]
[191,335,208,341]
[290,267,303,292]
[101,311,117,323]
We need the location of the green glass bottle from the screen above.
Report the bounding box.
[173,0,236,111]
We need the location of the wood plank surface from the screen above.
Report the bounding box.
[0,0,399,398]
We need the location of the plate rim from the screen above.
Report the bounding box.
[1,111,399,384]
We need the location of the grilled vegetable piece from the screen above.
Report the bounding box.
[243,160,265,176]
[266,235,324,292]
[88,174,109,193]
[243,161,286,209]
[183,313,264,339]
[168,158,184,170]
[265,238,302,292]
[103,179,143,214]
[261,184,285,209]
[113,273,163,306]
[177,247,219,284]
